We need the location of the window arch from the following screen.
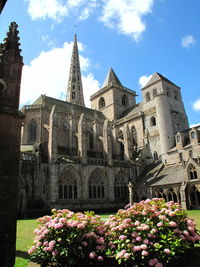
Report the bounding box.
[153,89,157,97]
[150,116,156,126]
[167,188,178,203]
[153,151,158,161]
[122,95,128,106]
[174,90,178,100]
[131,126,138,146]
[146,92,151,102]
[188,164,198,180]
[89,169,106,199]
[28,120,37,142]
[58,167,78,200]
[189,185,200,206]
[114,171,128,200]
[99,97,105,109]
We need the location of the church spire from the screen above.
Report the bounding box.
[66,34,85,106]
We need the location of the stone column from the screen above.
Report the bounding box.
[78,113,87,164]
[48,105,58,203]
[180,181,187,210]
[124,123,131,160]
[103,119,113,166]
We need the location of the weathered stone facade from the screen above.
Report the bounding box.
[0,22,23,267]
[19,35,200,217]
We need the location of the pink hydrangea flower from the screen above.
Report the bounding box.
[89,252,96,259]
[97,256,104,261]
[155,263,163,267]
[119,235,127,240]
[141,250,149,256]
[164,248,171,254]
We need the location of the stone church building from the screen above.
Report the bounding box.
[18,34,200,216]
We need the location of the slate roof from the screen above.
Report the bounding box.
[119,103,143,119]
[142,72,180,89]
[102,67,122,87]
[137,162,185,188]
[32,95,106,119]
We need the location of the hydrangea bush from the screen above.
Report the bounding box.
[105,198,200,267]
[28,199,200,267]
[28,209,107,266]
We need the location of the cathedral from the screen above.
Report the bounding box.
[18,33,200,217]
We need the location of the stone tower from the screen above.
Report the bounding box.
[66,34,85,106]
[90,67,137,121]
[142,72,189,159]
[0,22,23,267]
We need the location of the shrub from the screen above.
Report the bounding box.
[105,198,200,267]
[28,209,107,266]
[28,199,200,267]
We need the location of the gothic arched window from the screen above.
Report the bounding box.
[122,95,128,106]
[131,126,138,146]
[150,116,156,126]
[58,168,78,200]
[153,151,158,161]
[189,185,200,206]
[153,89,157,97]
[89,170,105,199]
[28,120,37,142]
[114,172,128,200]
[99,97,105,109]
[146,92,151,102]
[189,164,198,180]
[118,130,124,160]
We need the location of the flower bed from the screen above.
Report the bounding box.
[28,199,200,267]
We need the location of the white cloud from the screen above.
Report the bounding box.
[26,0,68,22]
[100,0,154,40]
[181,35,196,48]
[192,98,200,111]
[25,0,155,40]
[25,0,97,22]
[20,42,100,108]
[138,74,152,88]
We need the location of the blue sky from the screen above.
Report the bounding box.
[0,0,200,126]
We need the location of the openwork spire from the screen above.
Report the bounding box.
[66,34,85,106]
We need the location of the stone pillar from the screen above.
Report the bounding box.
[78,113,87,164]
[180,181,187,210]
[128,181,134,206]
[103,119,113,166]
[48,105,58,203]
[124,123,131,160]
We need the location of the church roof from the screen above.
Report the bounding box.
[142,72,180,89]
[32,95,105,119]
[118,103,143,119]
[137,162,185,188]
[102,67,122,87]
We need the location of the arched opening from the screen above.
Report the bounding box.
[153,151,158,161]
[122,95,128,106]
[189,185,200,206]
[146,92,151,102]
[188,164,198,180]
[58,167,79,200]
[131,126,138,146]
[89,169,106,199]
[153,89,157,97]
[99,97,105,109]
[114,171,128,201]
[150,116,156,126]
[28,120,37,142]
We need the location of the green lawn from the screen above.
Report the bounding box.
[14,210,200,267]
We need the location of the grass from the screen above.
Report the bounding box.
[14,210,200,267]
